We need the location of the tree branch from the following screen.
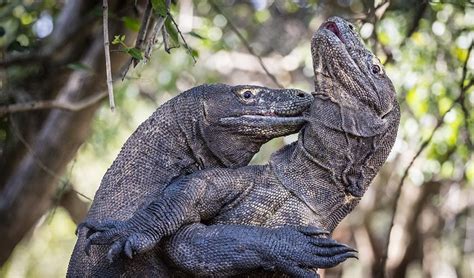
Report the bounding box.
[103,0,115,111]
[209,0,283,88]
[0,91,108,116]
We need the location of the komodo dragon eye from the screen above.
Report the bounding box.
[372,64,381,74]
[243,91,253,99]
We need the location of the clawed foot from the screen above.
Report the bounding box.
[270,226,358,278]
[78,219,160,263]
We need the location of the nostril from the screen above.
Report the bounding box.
[297,92,306,98]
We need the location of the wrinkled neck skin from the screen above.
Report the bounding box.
[270,125,361,231]
[270,93,399,232]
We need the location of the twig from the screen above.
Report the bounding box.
[133,1,153,66]
[167,12,196,63]
[162,26,171,53]
[209,0,283,88]
[144,16,167,60]
[0,91,108,116]
[102,0,115,111]
[377,40,474,278]
[120,2,153,80]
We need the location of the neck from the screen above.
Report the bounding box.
[270,138,359,231]
[173,94,228,169]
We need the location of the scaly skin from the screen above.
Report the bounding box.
[83,17,400,277]
[68,84,327,277]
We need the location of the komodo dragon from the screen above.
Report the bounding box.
[83,17,400,277]
[68,84,352,277]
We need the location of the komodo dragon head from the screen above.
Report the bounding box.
[311,16,396,117]
[196,84,313,167]
[302,16,400,199]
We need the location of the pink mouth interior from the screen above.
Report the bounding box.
[323,21,344,43]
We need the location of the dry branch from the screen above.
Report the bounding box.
[0,91,107,116]
[103,0,115,111]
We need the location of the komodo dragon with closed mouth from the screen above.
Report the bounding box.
[82,16,400,277]
[68,84,352,277]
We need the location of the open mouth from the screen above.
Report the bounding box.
[322,21,345,43]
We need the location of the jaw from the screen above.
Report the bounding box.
[219,115,306,128]
[218,115,306,138]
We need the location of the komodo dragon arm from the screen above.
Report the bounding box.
[164,223,356,278]
[82,166,355,276]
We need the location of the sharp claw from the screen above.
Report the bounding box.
[349,251,358,260]
[310,237,339,247]
[107,241,124,263]
[107,249,114,264]
[311,244,358,257]
[124,240,133,259]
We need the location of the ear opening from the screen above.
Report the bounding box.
[310,95,388,137]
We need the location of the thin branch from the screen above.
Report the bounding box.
[121,0,169,80]
[162,26,172,53]
[144,16,167,60]
[209,0,283,88]
[133,1,153,66]
[103,0,115,111]
[120,2,153,80]
[378,40,474,278]
[0,91,107,116]
[167,12,196,63]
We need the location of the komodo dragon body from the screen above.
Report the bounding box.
[68,84,351,277]
[83,17,400,277]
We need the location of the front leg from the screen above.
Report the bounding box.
[80,168,255,261]
[165,223,357,277]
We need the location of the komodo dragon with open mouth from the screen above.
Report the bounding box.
[82,16,400,277]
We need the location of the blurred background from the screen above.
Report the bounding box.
[0,0,473,277]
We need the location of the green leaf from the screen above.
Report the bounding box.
[67,62,91,71]
[112,35,124,45]
[151,0,168,17]
[191,48,199,58]
[122,16,140,32]
[164,17,179,46]
[126,47,143,60]
[188,31,205,40]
